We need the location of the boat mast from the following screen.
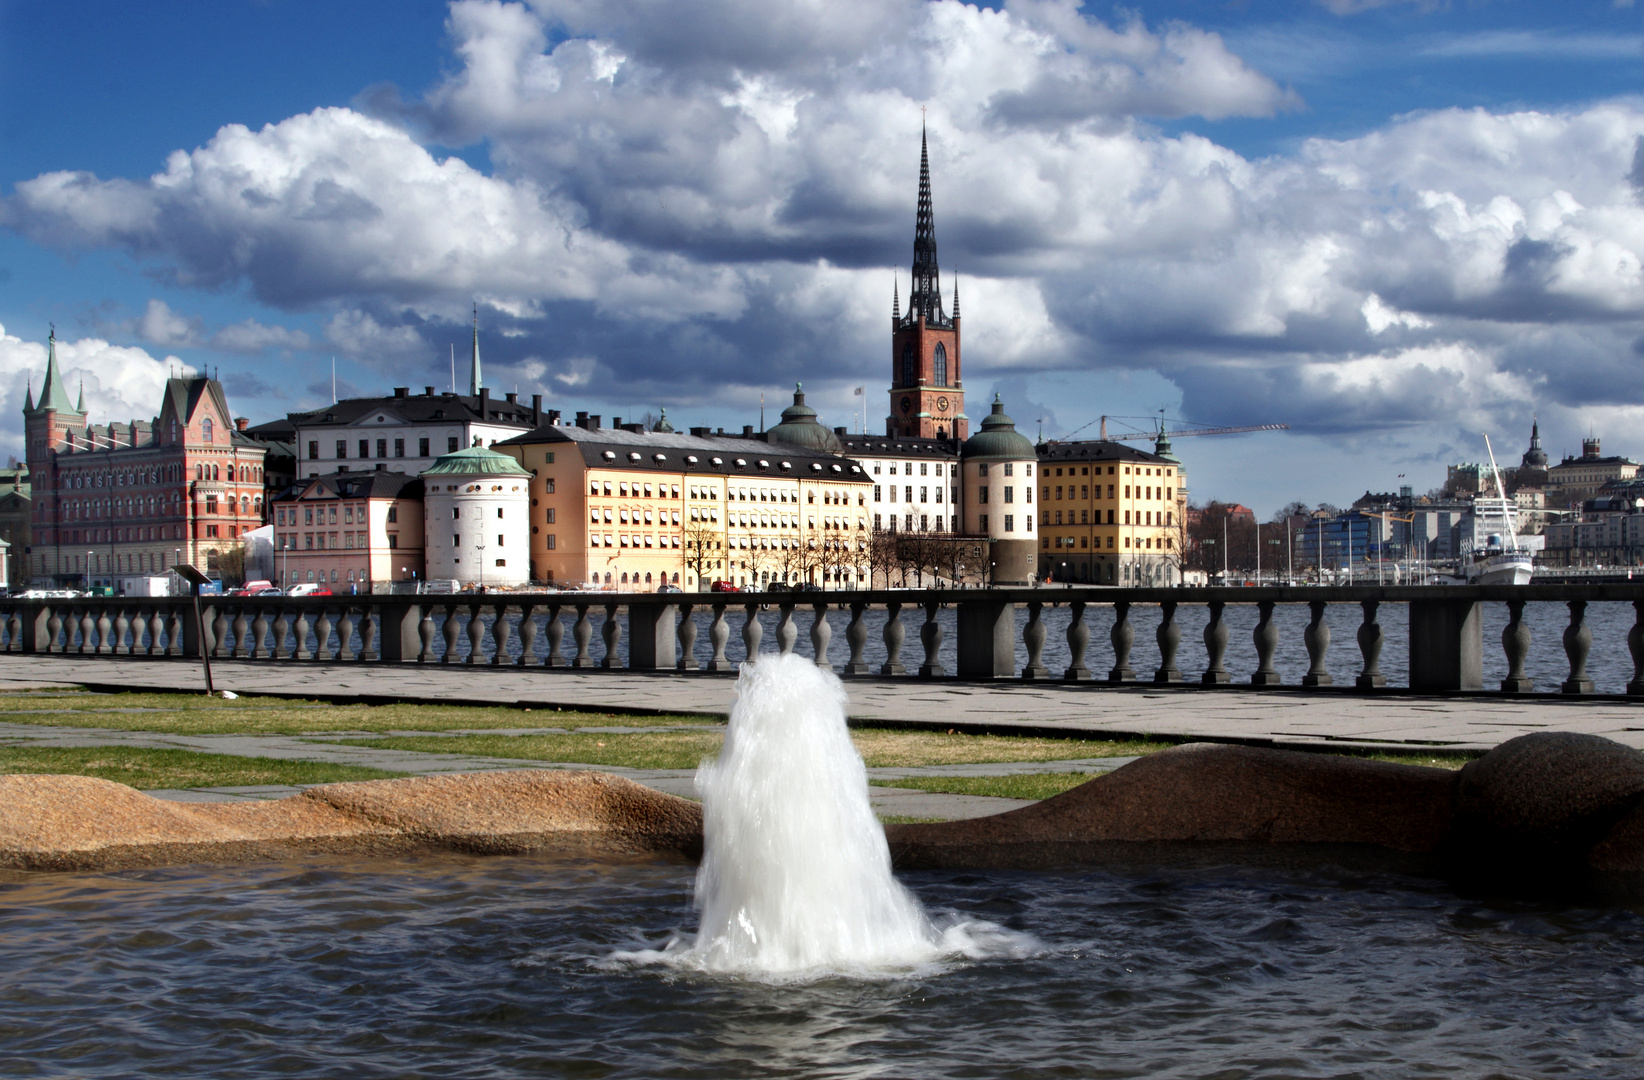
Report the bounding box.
[1483,432,1518,553]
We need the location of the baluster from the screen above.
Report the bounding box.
[166,607,184,656]
[113,607,131,655]
[1201,601,1230,684]
[270,607,290,660]
[677,603,698,671]
[810,603,833,670]
[491,604,513,666]
[439,603,461,663]
[516,604,537,667]
[571,604,595,668]
[465,602,486,665]
[293,608,311,660]
[46,607,63,653]
[313,606,334,660]
[1108,601,1135,683]
[1355,600,1385,689]
[918,600,945,677]
[328,604,351,657]
[95,606,113,655]
[357,607,378,661]
[212,607,230,659]
[741,603,763,660]
[148,608,166,656]
[1501,598,1532,692]
[1302,600,1332,687]
[250,606,270,660]
[1021,601,1049,680]
[81,607,98,654]
[11,609,25,654]
[1561,600,1594,694]
[1064,600,1091,681]
[843,602,870,676]
[1251,600,1280,685]
[601,602,623,668]
[881,601,906,676]
[1627,601,1644,696]
[543,604,564,667]
[706,603,732,671]
[1154,601,1182,683]
[776,602,797,655]
[232,605,252,659]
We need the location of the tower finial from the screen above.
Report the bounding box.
[76,377,85,414]
[910,125,946,325]
[468,302,482,396]
[892,276,900,320]
[953,270,960,318]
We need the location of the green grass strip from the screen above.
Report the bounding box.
[876,772,1104,801]
[0,745,408,791]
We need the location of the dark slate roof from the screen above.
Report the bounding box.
[1034,439,1173,466]
[422,444,533,478]
[837,434,960,458]
[243,417,296,440]
[498,424,870,481]
[288,391,537,429]
[274,471,425,502]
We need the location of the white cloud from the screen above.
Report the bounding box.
[0,324,180,462]
[1361,293,1433,334]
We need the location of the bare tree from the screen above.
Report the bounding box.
[682,518,721,589]
[866,526,900,588]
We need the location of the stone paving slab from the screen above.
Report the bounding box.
[4,654,1641,753]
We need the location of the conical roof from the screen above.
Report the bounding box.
[766,383,842,453]
[421,441,531,478]
[33,328,81,415]
[962,394,1035,461]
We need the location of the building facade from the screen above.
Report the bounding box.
[1035,438,1187,585]
[290,386,543,482]
[0,466,29,588]
[837,434,960,535]
[958,396,1037,585]
[270,472,425,590]
[1547,437,1640,511]
[498,418,872,590]
[421,445,533,587]
[23,332,268,588]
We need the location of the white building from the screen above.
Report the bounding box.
[837,433,959,535]
[420,444,532,587]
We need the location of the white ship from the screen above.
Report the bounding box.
[1466,435,1534,585]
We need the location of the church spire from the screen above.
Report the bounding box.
[76,377,85,414]
[892,277,900,320]
[952,272,960,319]
[23,378,33,413]
[36,324,79,415]
[908,125,947,326]
[468,303,482,396]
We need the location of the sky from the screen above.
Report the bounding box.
[3,0,1644,516]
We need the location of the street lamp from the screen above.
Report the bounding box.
[84,549,92,594]
[1202,537,1217,585]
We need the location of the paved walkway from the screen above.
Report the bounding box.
[3,654,1640,753]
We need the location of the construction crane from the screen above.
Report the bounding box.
[1047,413,1289,460]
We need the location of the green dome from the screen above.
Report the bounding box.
[962,394,1036,461]
[421,442,532,478]
[766,383,842,454]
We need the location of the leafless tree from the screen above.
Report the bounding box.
[682,518,721,588]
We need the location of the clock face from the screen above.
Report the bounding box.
[900,395,913,414]
[936,396,949,413]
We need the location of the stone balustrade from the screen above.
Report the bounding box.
[3,585,1644,697]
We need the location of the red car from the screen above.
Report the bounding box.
[709,580,741,593]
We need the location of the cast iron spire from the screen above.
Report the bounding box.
[908,126,947,326]
[468,303,482,396]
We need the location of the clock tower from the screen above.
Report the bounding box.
[889,129,966,441]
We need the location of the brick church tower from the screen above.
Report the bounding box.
[888,129,967,441]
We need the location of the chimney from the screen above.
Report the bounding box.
[393,387,408,398]
[504,392,517,404]
[612,417,622,428]
[531,393,542,426]
[235,417,249,432]
[742,425,754,437]
[479,387,490,419]
[691,426,710,437]
[834,426,847,436]
[547,409,561,426]
[575,411,589,429]
[590,414,601,429]
[424,386,435,396]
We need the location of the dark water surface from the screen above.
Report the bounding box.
[4,855,1643,1078]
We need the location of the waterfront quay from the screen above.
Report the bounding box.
[5,582,1644,755]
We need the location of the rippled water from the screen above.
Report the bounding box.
[5,855,1643,1078]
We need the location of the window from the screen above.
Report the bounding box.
[547,534,557,549]
[874,513,882,529]
[206,495,218,513]
[418,437,430,456]
[900,343,916,386]
[1081,509,1088,524]
[920,486,928,502]
[336,440,348,459]
[545,479,555,494]
[394,438,404,458]
[545,508,556,524]
[202,417,214,443]
[873,485,882,502]
[979,486,989,504]
[979,514,988,531]
[904,486,913,503]
[978,463,989,476]
[344,505,354,524]
[206,525,219,538]
[453,507,460,519]
[454,534,461,546]
[304,507,314,525]
[308,440,319,460]
[496,507,504,519]
[448,436,459,453]
[376,439,387,459]
[497,534,505,547]
[932,342,947,386]
[934,486,942,504]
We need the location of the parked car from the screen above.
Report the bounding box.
[226,579,274,597]
[791,582,823,593]
[287,583,333,597]
[253,587,284,596]
[710,580,741,593]
[656,583,682,593]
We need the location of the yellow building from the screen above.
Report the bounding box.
[1035,441,1188,585]
[497,419,873,589]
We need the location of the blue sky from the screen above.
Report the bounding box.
[3,0,1644,513]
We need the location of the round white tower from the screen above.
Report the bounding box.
[960,394,1039,586]
[420,443,533,587]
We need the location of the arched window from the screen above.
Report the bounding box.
[900,343,916,387]
[202,417,213,443]
[933,342,947,386]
